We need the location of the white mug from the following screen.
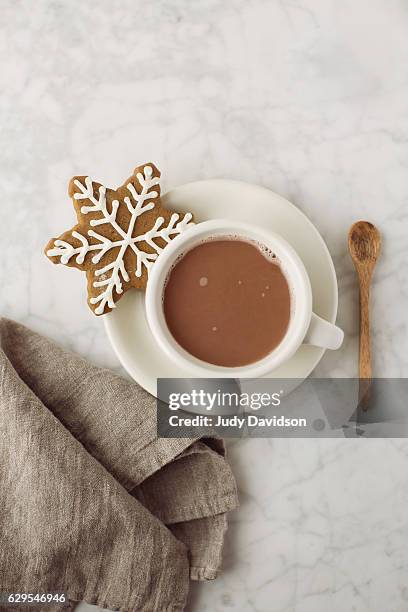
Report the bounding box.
[145,219,344,378]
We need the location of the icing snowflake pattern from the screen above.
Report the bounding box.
[46,164,194,315]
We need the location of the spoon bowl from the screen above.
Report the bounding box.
[349,221,381,269]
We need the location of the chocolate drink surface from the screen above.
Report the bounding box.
[163,239,291,367]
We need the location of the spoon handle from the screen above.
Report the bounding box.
[358,269,372,408]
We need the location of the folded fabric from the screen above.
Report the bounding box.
[0,318,238,612]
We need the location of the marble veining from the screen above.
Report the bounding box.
[1,1,408,610]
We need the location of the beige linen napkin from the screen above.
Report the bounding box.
[0,318,238,612]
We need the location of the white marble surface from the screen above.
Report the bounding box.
[1,1,408,611]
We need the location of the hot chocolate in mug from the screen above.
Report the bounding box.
[145,219,344,378]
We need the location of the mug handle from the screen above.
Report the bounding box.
[303,312,344,350]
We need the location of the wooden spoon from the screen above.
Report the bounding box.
[348,221,381,409]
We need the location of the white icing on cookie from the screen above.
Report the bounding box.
[47,166,194,315]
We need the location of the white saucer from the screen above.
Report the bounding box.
[104,179,338,397]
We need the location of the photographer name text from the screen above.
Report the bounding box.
[168,414,307,429]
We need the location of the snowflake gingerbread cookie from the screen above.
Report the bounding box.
[45,163,194,315]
